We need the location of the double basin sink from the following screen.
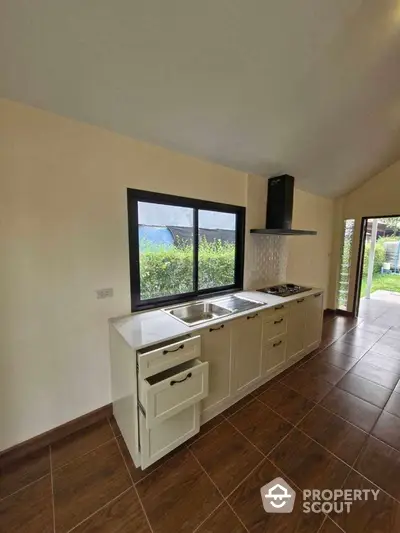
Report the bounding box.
[163,295,264,326]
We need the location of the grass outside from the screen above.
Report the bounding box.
[360,273,400,299]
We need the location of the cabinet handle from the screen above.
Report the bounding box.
[209,324,224,332]
[275,305,284,310]
[273,340,282,347]
[170,372,192,386]
[297,299,305,303]
[247,314,258,319]
[163,344,184,355]
[314,293,322,298]
[274,318,283,324]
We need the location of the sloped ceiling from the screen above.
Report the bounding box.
[1,0,400,197]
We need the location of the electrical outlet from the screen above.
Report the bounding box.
[96,288,114,299]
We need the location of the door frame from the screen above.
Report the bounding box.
[353,214,400,317]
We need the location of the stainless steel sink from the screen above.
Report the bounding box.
[164,301,232,326]
[212,295,264,313]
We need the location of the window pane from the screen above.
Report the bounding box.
[198,210,236,290]
[138,201,194,300]
[337,218,355,310]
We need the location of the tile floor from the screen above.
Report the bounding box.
[2,313,400,532]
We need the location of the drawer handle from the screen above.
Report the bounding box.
[297,299,305,303]
[170,372,192,386]
[314,293,322,298]
[273,340,282,347]
[163,344,184,355]
[274,318,283,324]
[275,305,284,310]
[247,314,258,319]
[210,324,224,332]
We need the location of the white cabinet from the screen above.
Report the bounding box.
[200,323,232,416]
[304,292,324,350]
[232,313,262,393]
[286,298,306,363]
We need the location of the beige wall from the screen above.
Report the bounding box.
[329,159,400,312]
[0,99,333,449]
[287,188,334,304]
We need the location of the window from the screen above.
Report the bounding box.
[127,189,245,310]
[337,218,355,311]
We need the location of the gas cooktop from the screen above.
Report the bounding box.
[257,283,312,298]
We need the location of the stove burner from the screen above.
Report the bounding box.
[257,283,312,297]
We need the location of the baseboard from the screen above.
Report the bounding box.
[1,403,112,461]
[335,309,353,317]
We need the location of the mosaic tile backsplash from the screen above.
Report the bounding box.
[245,234,288,289]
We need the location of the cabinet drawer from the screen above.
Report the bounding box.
[141,358,208,429]
[138,336,201,378]
[139,405,199,469]
[263,314,287,342]
[262,334,287,375]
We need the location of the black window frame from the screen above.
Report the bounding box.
[127,188,246,311]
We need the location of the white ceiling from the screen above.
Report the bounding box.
[1,0,400,197]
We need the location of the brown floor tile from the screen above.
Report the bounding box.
[340,333,377,349]
[189,421,263,496]
[317,349,358,370]
[224,395,254,417]
[228,458,324,533]
[332,470,400,533]
[299,360,347,385]
[337,373,392,408]
[0,476,53,533]
[72,488,150,533]
[385,391,400,418]
[282,369,333,402]
[328,340,369,359]
[357,322,389,334]
[196,503,246,533]
[321,387,382,432]
[349,360,400,389]
[372,411,400,452]
[117,434,186,484]
[136,449,222,533]
[355,436,400,501]
[362,351,400,374]
[251,379,275,397]
[387,327,400,340]
[108,415,121,437]
[229,399,293,454]
[373,338,400,361]
[258,383,315,424]
[51,419,114,469]
[53,439,131,533]
[269,429,349,491]
[187,414,225,445]
[298,405,368,465]
[319,518,343,533]
[0,446,50,499]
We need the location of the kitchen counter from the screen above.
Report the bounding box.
[110,287,323,351]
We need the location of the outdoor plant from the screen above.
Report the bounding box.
[362,239,386,277]
[139,236,235,299]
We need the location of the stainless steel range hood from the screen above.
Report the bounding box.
[250,175,317,236]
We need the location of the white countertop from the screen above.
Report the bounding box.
[110,288,323,351]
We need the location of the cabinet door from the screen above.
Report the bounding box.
[232,314,262,393]
[200,323,232,414]
[304,293,324,350]
[286,298,306,363]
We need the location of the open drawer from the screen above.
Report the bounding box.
[140,358,209,429]
[138,335,201,378]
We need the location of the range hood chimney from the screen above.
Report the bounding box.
[250,174,317,236]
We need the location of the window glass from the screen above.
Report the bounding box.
[198,210,236,290]
[138,201,194,300]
